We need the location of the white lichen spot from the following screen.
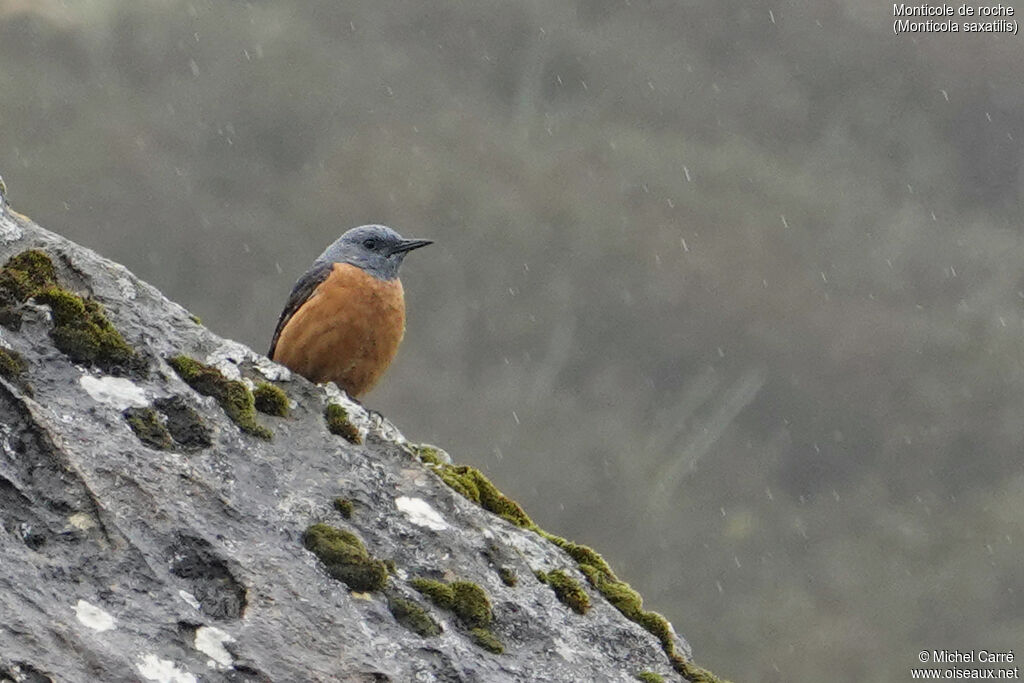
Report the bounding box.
[136,654,197,683]
[396,496,450,531]
[205,341,249,381]
[79,374,148,409]
[178,590,201,611]
[254,353,291,381]
[73,599,116,632]
[67,512,97,531]
[194,626,234,668]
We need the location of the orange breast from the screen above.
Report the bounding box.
[271,263,406,397]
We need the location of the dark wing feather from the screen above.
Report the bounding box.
[268,261,334,358]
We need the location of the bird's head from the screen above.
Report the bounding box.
[316,225,433,280]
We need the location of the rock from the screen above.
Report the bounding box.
[0,198,719,682]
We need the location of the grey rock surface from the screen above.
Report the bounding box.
[0,205,689,682]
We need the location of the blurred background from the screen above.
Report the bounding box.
[2,1,1023,680]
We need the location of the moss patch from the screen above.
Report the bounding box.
[0,250,57,306]
[410,578,493,628]
[124,407,173,450]
[168,355,272,440]
[411,577,503,654]
[411,444,444,465]
[431,464,533,528]
[0,251,142,376]
[387,596,442,637]
[325,403,361,444]
[0,346,31,394]
[469,627,504,654]
[333,498,354,519]
[498,567,518,587]
[253,382,289,417]
[536,569,591,615]
[636,673,665,683]
[0,347,25,381]
[423,452,728,682]
[35,288,139,374]
[302,523,388,592]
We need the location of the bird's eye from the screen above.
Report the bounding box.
[363,239,377,250]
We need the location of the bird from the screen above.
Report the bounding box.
[268,225,432,397]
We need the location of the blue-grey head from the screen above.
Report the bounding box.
[315,225,433,280]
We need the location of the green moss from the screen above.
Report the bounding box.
[3,250,57,296]
[0,251,140,375]
[168,355,272,439]
[536,569,591,615]
[469,627,504,654]
[450,580,493,628]
[333,498,354,519]
[411,444,444,465]
[124,407,173,450]
[189,314,202,325]
[388,596,442,637]
[536,530,617,581]
[253,381,289,417]
[410,577,454,608]
[636,672,665,683]
[0,347,26,381]
[498,567,518,587]
[432,464,533,528]
[411,577,493,629]
[325,403,361,444]
[33,288,140,374]
[302,523,388,592]
[416,449,728,681]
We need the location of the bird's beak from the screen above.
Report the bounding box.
[390,238,433,255]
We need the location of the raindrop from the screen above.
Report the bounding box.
[680,237,689,252]
[940,89,949,101]
[274,262,282,274]
[511,411,520,425]
[780,215,788,229]
[715,581,724,594]
[769,9,776,23]
[683,166,691,182]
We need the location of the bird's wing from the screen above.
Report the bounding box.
[268,261,334,358]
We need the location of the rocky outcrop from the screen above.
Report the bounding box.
[0,187,723,682]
